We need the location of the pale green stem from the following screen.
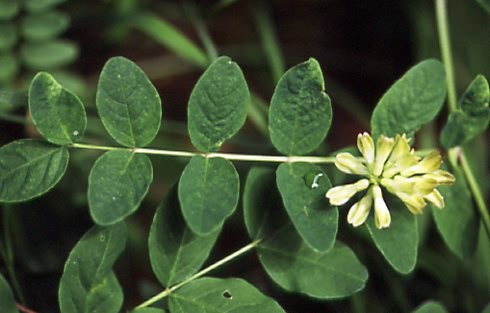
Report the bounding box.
[135,240,261,309]
[460,151,490,237]
[69,143,337,164]
[435,0,457,112]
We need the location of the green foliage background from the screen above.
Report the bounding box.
[0,1,489,313]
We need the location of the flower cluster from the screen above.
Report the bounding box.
[326,132,455,229]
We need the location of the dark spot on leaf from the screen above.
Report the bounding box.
[222,290,232,299]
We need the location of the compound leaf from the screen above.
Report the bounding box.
[440,110,490,148]
[269,58,332,155]
[371,59,446,139]
[59,223,126,313]
[0,274,19,313]
[96,56,162,148]
[131,308,166,313]
[178,155,239,235]
[0,0,20,20]
[0,53,18,83]
[149,185,220,287]
[0,139,68,202]
[29,72,86,145]
[21,11,70,41]
[169,278,286,313]
[88,150,153,225]
[276,162,338,252]
[188,56,249,152]
[0,23,17,51]
[24,0,65,12]
[412,301,448,313]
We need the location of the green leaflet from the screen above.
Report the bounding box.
[96,56,162,148]
[130,12,209,68]
[88,150,153,225]
[276,162,338,252]
[432,167,478,259]
[0,23,16,51]
[268,58,332,155]
[412,301,448,313]
[0,275,19,313]
[483,303,490,313]
[24,0,65,12]
[29,72,87,145]
[178,155,239,235]
[169,278,286,313]
[59,223,127,313]
[21,40,78,70]
[0,0,19,20]
[0,53,18,82]
[187,56,249,152]
[243,168,368,299]
[21,11,70,41]
[371,59,446,139]
[0,139,69,202]
[149,185,220,287]
[440,75,490,148]
[366,197,418,274]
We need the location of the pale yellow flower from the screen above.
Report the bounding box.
[326,132,455,229]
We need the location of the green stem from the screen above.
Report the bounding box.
[135,240,260,309]
[0,114,30,125]
[435,0,457,113]
[460,151,490,238]
[185,2,218,62]
[69,143,337,164]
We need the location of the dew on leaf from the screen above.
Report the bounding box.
[112,196,116,201]
[100,234,105,242]
[72,130,79,136]
[304,172,324,189]
[222,290,232,299]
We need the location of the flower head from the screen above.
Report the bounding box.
[326,132,455,229]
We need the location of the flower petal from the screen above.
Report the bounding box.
[325,179,370,206]
[347,188,373,227]
[423,169,455,185]
[335,152,368,175]
[357,132,375,164]
[372,135,395,176]
[372,185,391,229]
[401,150,442,176]
[425,189,444,209]
[396,192,426,214]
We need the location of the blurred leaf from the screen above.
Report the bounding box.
[0,274,19,313]
[440,75,490,148]
[268,58,332,155]
[0,53,17,83]
[412,301,448,313]
[88,150,153,225]
[0,139,68,202]
[371,59,446,139]
[21,40,78,70]
[29,72,86,145]
[432,167,479,259]
[178,155,239,235]
[59,223,127,313]
[440,110,489,148]
[96,56,162,148]
[460,75,489,114]
[276,162,338,252]
[169,278,286,313]
[149,185,220,287]
[130,12,208,68]
[0,0,19,20]
[188,56,249,152]
[476,0,490,14]
[24,0,65,12]
[0,23,17,51]
[366,198,418,274]
[243,168,368,299]
[21,11,70,41]
[483,303,490,313]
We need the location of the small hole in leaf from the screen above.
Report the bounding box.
[222,290,232,299]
